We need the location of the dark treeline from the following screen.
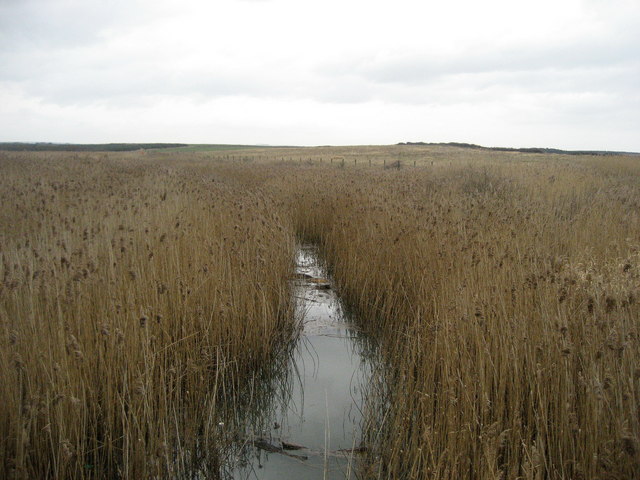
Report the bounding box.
[0,142,188,152]
[398,141,639,156]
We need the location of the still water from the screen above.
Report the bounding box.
[229,246,370,479]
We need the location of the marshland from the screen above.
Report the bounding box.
[1,144,639,479]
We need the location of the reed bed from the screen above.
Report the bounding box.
[3,146,639,479]
[258,153,640,479]
[0,152,296,478]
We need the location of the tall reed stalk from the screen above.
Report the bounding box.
[3,147,639,479]
[0,152,296,478]
[263,154,640,479]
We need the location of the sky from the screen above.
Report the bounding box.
[0,0,639,150]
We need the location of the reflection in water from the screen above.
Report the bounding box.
[226,246,371,479]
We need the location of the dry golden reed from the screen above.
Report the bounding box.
[0,151,295,479]
[252,147,640,480]
[2,145,640,479]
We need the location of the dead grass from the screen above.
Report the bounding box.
[259,153,640,479]
[2,146,639,479]
[0,152,295,478]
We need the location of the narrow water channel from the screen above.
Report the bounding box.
[229,245,370,479]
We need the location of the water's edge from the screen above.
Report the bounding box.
[227,245,371,479]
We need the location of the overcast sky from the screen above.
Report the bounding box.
[1,0,639,150]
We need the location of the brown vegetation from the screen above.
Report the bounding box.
[2,146,639,479]
[263,153,640,479]
[0,152,295,478]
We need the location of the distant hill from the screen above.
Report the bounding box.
[0,143,188,152]
[397,142,639,156]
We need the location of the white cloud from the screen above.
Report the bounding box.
[0,0,639,150]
